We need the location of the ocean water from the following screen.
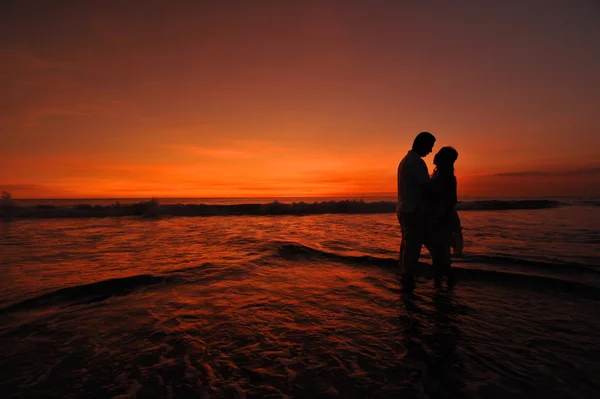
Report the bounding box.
[1,198,600,398]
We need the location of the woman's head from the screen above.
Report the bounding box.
[433,146,458,171]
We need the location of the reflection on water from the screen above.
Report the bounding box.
[399,291,463,398]
[1,208,600,398]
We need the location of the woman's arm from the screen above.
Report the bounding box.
[438,175,458,225]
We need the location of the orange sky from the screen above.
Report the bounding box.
[1,1,599,198]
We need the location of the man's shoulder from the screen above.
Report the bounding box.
[398,153,409,169]
[408,153,427,168]
[399,151,420,166]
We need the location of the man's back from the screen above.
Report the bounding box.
[397,150,430,213]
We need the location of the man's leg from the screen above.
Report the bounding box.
[397,212,405,266]
[399,212,425,291]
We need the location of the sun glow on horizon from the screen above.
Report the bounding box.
[1,1,599,198]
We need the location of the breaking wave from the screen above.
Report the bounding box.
[581,200,600,207]
[0,274,165,314]
[0,262,245,315]
[275,242,600,297]
[1,199,565,219]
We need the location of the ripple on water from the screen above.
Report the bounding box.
[2,258,599,398]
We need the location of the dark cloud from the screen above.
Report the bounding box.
[492,167,600,177]
[0,184,74,198]
[1,184,41,191]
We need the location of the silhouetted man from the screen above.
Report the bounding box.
[397,132,436,292]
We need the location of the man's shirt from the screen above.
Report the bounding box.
[397,150,430,213]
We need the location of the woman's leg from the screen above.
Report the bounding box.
[430,226,453,288]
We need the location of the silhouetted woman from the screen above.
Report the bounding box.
[428,146,462,289]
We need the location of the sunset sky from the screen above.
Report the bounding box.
[1,0,599,198]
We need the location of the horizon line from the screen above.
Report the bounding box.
[8,194,597,201]
[11,194,397,201]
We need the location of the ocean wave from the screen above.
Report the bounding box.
[0,274,165,314]
[277,242,398,267]
[276,241,599,273]
[0,263,249,314]
[0,199,565,219]
[581,200,600,207]
[458,254,600,275]
[455,199,564,211]
[275,242,600,296]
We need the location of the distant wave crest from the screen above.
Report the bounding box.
[0,199,565,218]
[456,199,564,211]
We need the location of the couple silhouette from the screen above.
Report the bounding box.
[397,132,463,293]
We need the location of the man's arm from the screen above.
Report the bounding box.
[409,159,431,196]
[414,159,430,185]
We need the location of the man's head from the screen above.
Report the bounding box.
[412,132,436,157]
